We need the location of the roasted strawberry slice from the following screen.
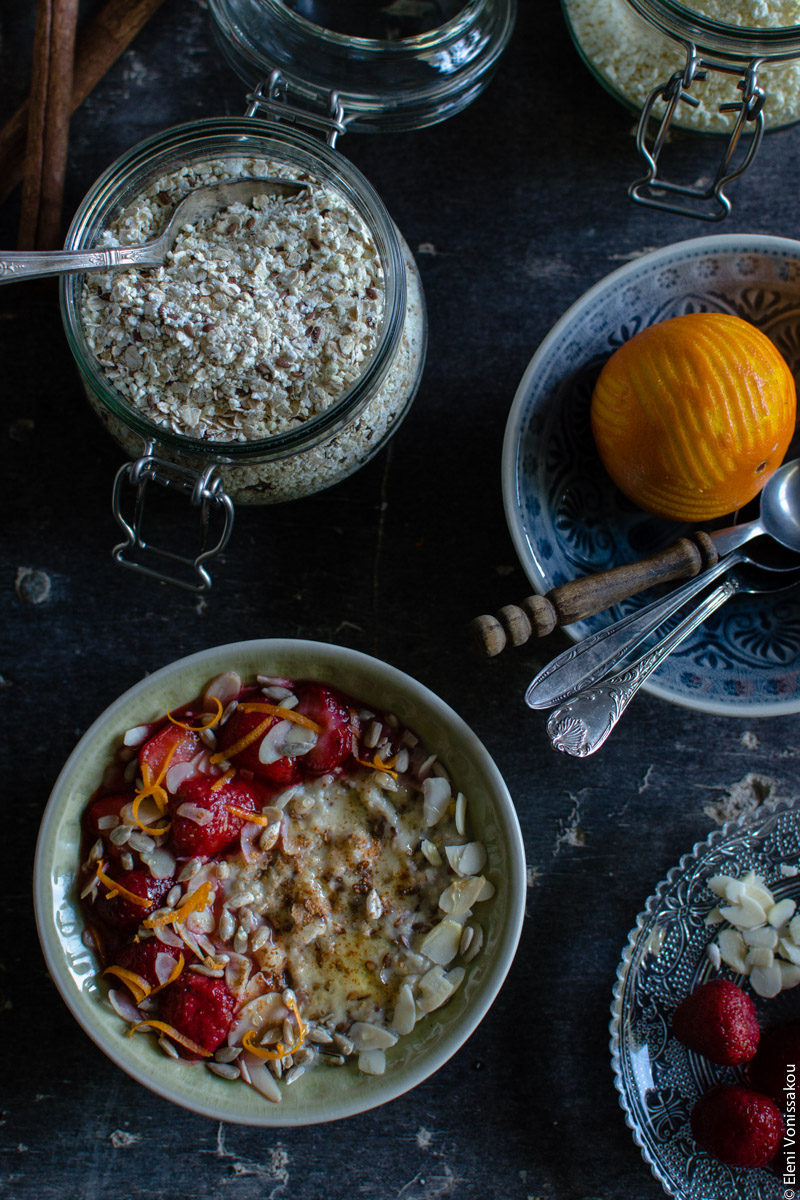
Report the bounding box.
[215,706,300,785]
[139,724,202,785]
[158,972,235,1055]
[168,774,266,858]
[294,682,356,775]
[114,939,182,990]
[94,867,174,931]
[84,792,134,843]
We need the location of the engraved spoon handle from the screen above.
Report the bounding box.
[525,549,745,710]
[546,579,737,757]
[0,241,162,283]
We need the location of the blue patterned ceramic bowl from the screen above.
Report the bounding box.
[503,235,800,716]
[610,802,800,1200]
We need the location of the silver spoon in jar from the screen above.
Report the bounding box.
[0,178,308,285]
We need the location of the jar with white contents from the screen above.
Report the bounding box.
[58,1,517,591]
[562,0,800,218]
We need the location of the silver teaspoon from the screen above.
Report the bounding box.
[545,565,800,757]
[0,178,307,285]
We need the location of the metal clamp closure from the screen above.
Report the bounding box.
[629,49,766,221]
[245,71,346,148]
[111,452,235,592]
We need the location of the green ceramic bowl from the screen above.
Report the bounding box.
[34,639,526,1126]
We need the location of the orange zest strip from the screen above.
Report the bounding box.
[355,751,399,779]
[132,738,179,825]
[240,996,307,1061]
[225,805,274,826]
[210,766,237,793]
[96,862,152,908]
[209,715,272,765]
[103,964,152,1003]
[151,952,185,994]
[168,696,223,733]
[143,881,212,929]
[128,1019,211,1058]
[238,701,321,733]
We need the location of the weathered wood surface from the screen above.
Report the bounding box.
[2,2,799,1197]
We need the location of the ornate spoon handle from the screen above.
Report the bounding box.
[0,242,161,283]
[546,579,737,757]
[525,550,744,710]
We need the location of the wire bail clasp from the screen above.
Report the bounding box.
[112,451,235,592]
[629,49,766,221]
[245,71,347,148]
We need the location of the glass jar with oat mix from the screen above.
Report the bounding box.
[561,0,800,219]
[59,1,517,590]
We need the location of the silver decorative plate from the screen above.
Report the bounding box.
[503,234,800,716]
[610,802,800,1199]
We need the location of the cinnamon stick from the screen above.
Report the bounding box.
[18,0,79,250]
[1,0,167,211]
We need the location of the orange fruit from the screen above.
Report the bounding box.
[590,312,796,522]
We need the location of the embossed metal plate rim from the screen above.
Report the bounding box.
[502,233,800,718]
[609,798,800,1200]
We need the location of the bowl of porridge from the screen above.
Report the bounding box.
[34,639,526,1125]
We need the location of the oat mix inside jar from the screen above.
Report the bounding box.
[59,0,516,589]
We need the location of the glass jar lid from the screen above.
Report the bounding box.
[207,0,517,132]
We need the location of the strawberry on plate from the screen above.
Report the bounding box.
[158,972,236,1056]
[672,979,760,1066]
[294,682,357,775]
[691,1084,785,1167]
[168,774,267,858]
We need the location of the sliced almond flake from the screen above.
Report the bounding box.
[439,875,486,916]
[421,839,442,867]
[461,923,484,963]
[454,792,467,837]
[780,938,800,966]
[705,941,721,970]
[418,919,463,966]
[123,724,150,747]
[390,983,416,1036]
[742,926,778,949]
[740,871,777,909]
[768,898,797,928]
[176,803,213,827]
[780,962,800,989]
[349,1022,398,1051]
[357,1048,386,1076]
[717,928,747,973]
[750,963,783,998]
[239,1051,282,1103]
[444,841,487,878]
[718,894,767,929]
[204,671,242,710]
[745,946,774,970]
[416,965,456,1014]
[97,814,120,831]
[422,776,450,827]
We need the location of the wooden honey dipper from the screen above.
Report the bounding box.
[470,531,720,656]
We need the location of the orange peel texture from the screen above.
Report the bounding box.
[590,312,797,522]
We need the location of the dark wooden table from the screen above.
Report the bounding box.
[2,3,800,1197]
